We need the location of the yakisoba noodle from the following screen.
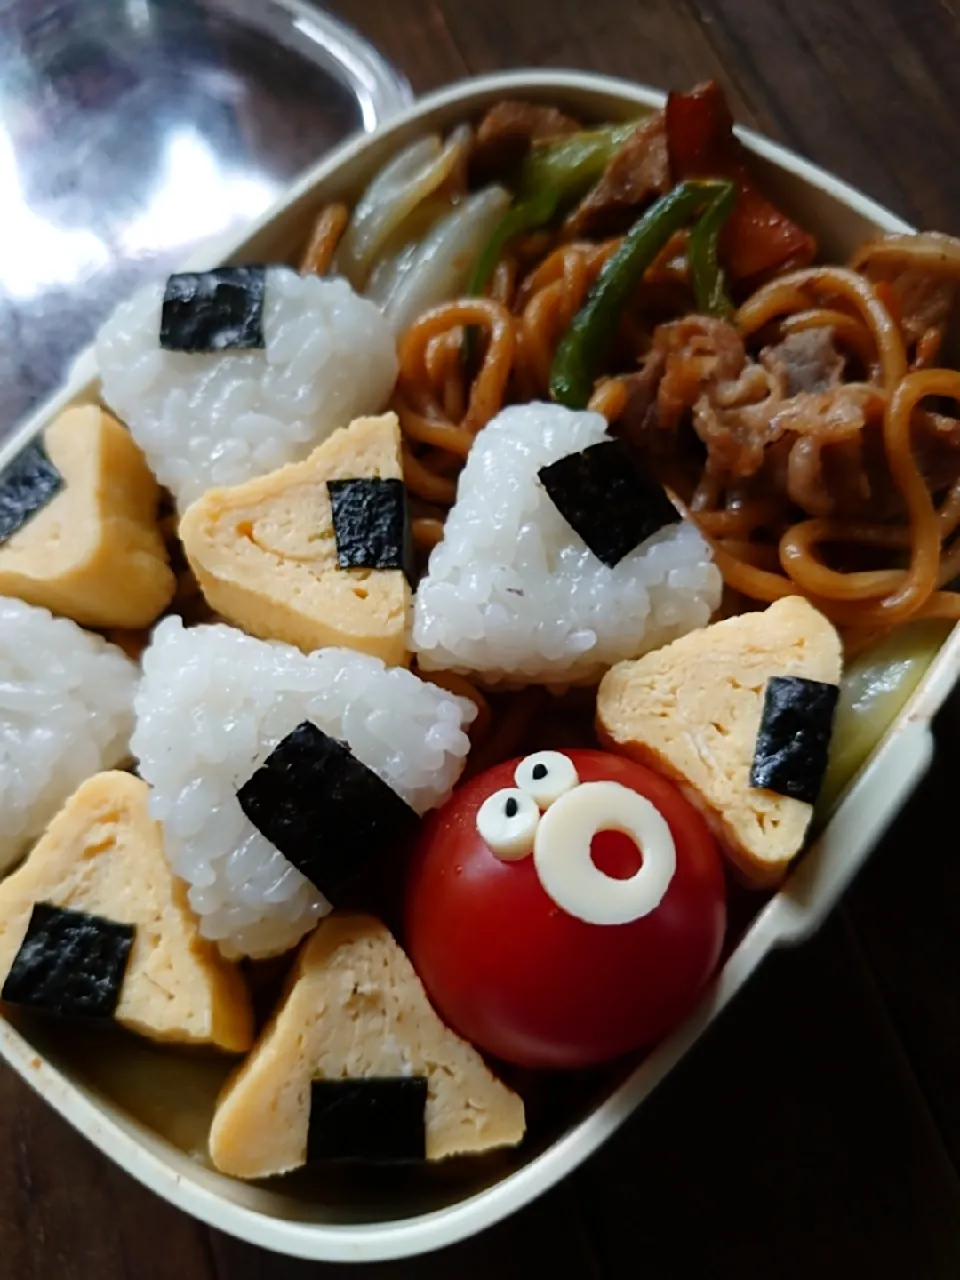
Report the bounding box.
[293,121,960,755]
[298,202,350,276]
[735,266,909,388]
[850,231,960,280]
[778,309,877,373]
[381,223,960,636]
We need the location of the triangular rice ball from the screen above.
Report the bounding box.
[597,597,842,886]
[0,771,253,1051]
[412,403,721,686]
[179,413,410,665]
[131,619,474,961]
[0,405,174,628]
[209,913,525,1177]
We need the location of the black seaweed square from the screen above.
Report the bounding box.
[538,440,680,567]
[2,903,134,1019]
[236,722,418,898]
[0,438,64,545]
[160,266,266,352]
[328,478,413,581]
[307,1077,428,1162]
[750,675,840,805]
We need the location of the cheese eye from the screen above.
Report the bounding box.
[476,788,539,860]
[514,751,579,809]
[533,781,677,925]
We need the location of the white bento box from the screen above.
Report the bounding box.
[2,70,958,1263]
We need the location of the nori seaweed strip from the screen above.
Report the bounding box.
[538,439,680,567]
[236,722,418,898]
[160,266,266,352]
[328,478,413,582]
[0,438,64,545]
[750,675,840,805]
[307,1077,428,1162]
[2,903,134,1019]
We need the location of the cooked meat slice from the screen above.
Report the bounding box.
[563,113,670,238]
[859,240,957,347]
[891,267,955,343]
[631,317,960,519]
[761,328,846,396]
[470,100,580,183]
[616,349,667,450]
[652,316,751,434]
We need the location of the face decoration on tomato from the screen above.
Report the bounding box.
[404,749,727,1070]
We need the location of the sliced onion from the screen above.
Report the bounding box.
[372,185,513,336]
[366,240,421,309]
[338,125,472,289]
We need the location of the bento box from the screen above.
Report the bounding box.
[2,70,958,1263]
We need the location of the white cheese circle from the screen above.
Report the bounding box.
[533,781,677,925]
[476,787,540,860]
[514,750,580,808]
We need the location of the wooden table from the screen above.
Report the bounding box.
[4,1,960,1275]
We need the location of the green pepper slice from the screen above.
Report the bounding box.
[687,180,737,318]
[549,178,736,409]
[465,122,645,306]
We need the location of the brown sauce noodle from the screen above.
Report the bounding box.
[298,203,349,276]
[284,192,960,765]
[377,223,960,646]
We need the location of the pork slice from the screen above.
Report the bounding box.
[563,113,670,239]
[470,100,581,183]
[761,328,846,396]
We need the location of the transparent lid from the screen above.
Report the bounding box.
[0,0,411,435]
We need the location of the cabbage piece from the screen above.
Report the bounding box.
[817,620,950,818]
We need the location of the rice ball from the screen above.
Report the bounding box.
[132,618,474,959]
[0,598,138,872]
[96,267,398,508]
[412,402,722,686]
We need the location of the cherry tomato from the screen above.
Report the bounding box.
[404,749,726,1070]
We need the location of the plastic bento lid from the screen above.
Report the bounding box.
[0,0,412,436]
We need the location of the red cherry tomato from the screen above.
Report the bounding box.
[404,749,726,1070]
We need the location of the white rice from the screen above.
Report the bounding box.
[412,403,722,686]
[132,618,475,959]
[96,267,398,508]
[0,599,138,873]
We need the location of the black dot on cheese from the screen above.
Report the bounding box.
[2,903,134,1020]
[0,438,65,546]
[160,266,267,353]
[235,722,417,900]
[504,796,519,818]
[537,439,680,568]
[749,675,840,806]
[531,763,548,780]
[307,1076,428,1163]
[327,478,413,582]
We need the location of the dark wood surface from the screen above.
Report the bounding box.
[3,0,960,1275]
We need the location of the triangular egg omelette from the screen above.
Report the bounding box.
[209,913,525,1177]
[597,597,842,887]
[0,406,175,628]
[0,771,253,1052]
[179,413,411,665]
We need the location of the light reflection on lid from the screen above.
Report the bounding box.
[117,128,276,258]
[0,0,409,435]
